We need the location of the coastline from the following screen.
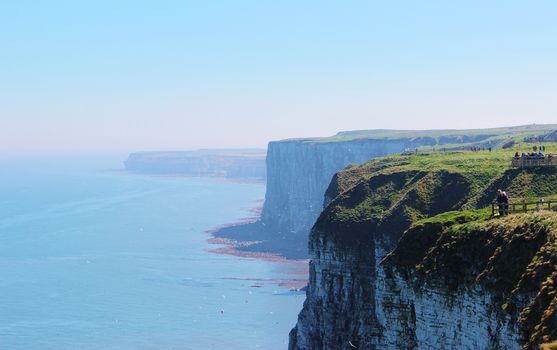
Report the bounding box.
[121,170,308,286]
[205,202,309,290]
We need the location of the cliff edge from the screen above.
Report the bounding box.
[289,146,557,349]
[218,125,557,259]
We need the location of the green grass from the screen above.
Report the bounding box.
[366,144,556,172]
[330,143,557,205]
[279,124,557,144]
[318,142,557,248]
[413,208,492,227]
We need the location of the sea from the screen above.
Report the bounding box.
[0,154,306,350]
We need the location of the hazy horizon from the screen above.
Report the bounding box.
[2,1,556,153]
[3,122,557,157]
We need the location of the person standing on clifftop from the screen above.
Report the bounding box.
[497,189,509,216]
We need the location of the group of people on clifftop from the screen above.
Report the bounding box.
[514,145,553,160]
[470,146,492,152]
[514,151,553,160]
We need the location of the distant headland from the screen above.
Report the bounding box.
[124,149,266,181]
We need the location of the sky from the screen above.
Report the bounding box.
[1,0,556,153]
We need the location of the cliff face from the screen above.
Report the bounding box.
[290,231,526,350]
[382,212,557,349]
[260,125,557,245]
[209,126,557,259]
[261,139,418,235]
[289,150,557,350]
[262,139,475,235]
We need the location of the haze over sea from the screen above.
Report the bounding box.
[0,155,305,350]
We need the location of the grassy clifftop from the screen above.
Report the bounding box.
[281,124,557,146]
[317,144,557,248]
[316,143,557,348]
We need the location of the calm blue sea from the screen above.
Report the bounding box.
[0,155,305,350]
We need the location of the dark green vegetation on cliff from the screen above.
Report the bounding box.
[386,211,557,349]
[312,144,557,348]
[318,144,557,247]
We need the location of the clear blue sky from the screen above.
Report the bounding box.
[1,1,556,153]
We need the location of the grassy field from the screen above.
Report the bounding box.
[281,124,557,144]
[332,142,557,201]
[319,141,557,245]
